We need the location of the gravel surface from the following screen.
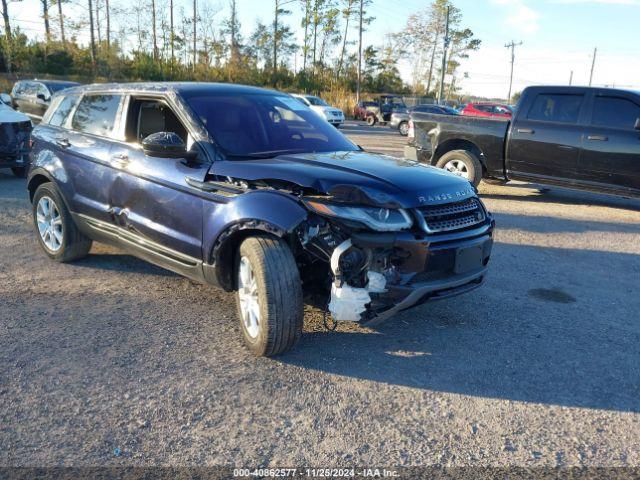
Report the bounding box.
[1,122,639,468]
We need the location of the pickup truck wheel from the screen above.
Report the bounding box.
[32,183,93,262]
[398,121,409,136]
[11,166,27,178]
[366,115,376,126]
[235,235,303,357]
[436,150,483,187]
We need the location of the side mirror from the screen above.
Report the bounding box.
[142,131,196,159]
[0,93,11,105]
[635,118,640,131]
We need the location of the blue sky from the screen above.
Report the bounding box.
[7,0,640,98]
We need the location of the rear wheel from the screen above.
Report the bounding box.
[235,235,303,357]
[398,121,409,136]
[436,150,483,187]
[11,166,26,178]
[366,115,376,126]
[32,183,92,262]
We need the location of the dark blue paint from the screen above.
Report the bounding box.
[28,82,481,286]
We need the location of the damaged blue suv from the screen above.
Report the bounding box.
[27,83,494,356]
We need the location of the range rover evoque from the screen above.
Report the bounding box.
[27,82,494,356]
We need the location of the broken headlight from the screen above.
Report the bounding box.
[304,200,413,232]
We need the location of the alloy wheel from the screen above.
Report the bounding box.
[238,256,261,339]
[444,159,470,179]
[36,196,63,252]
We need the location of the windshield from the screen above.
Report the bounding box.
[47,82,79,93]
[306,96,328,106]
[182,93,358,157]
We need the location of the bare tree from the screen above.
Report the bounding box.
[88,0,96,70]
[41,0,52,46]
[1,0,13,72]
[151,0,158,59]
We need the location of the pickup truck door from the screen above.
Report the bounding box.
[506,92,587,180]
[108,97,208,269]
[580,93,640,192]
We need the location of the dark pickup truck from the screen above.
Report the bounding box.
[405,86,640,198]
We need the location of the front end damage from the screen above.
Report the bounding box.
[208,152,494,326]
[293,190,494,326]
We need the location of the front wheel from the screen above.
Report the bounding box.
[235,235,303,357]
[398,121,409,136]
[436,150,483,187]
[366,115,376,126]
[11,166,26,178]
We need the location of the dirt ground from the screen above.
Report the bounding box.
[1,122,639,468]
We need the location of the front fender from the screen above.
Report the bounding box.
[203,190,308,289]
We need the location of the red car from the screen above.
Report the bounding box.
[353,101,377,120]
[461,102,512,118]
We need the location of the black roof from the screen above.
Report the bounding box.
[523,85,640,96]
[60,81,281,97]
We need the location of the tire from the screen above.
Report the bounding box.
[11,166,26,178]
[235,235,303,357]
[366,115,376,126]
[32,182,92,262]
[398,121,409,136]
[436,150,483,187]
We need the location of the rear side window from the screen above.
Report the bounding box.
[48,95,80,127]
[592,96,640,130]
[71,94,122,136]
[527,94,584,124]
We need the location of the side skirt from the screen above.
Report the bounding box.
[507,171,640,199]
[73,213,217,285]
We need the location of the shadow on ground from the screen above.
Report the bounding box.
[278,241,640,413]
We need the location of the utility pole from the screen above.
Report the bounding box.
[569,70,573,86]
[192,0,196,70]
[589,47,597,86]
[356,0,363,103]
[505,40,522,102]
[437,6,450,105]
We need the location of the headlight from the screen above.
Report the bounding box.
[305,200,413,231]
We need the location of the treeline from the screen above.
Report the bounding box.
[0,0,480,103]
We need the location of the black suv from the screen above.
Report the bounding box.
[11,80,80,122]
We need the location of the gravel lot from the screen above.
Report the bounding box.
[1,121,640,468]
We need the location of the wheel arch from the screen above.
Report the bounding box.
[432,139,486,171]
[27,169,55,203]
[204,192,308,291]
[210,220,298,292]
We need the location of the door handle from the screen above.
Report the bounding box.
[111,153,130,167]
[516,128,535,134]
[55,137,70,148]
[587,135,608,142]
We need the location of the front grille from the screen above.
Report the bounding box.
[418,197,485,233]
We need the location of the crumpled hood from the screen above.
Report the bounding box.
[0,104,30,123]
[210,151,477,208]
